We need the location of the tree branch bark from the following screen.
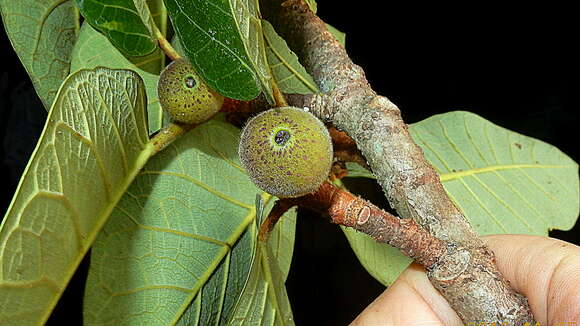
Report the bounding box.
[261,0,535,323]
[267,182,448,267]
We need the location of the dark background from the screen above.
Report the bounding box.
[1,3,578,325]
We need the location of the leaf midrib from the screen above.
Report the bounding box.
[440,163,572,182]
[139,170,253,209]
[169,208,256,325]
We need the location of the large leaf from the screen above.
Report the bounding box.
[134,0,168,73]
[344,110,579,285]
[164,0,274,102]
[84,116,296,325]
[71,22,166,134]
[175,220,255,326]
[147,0,168,36]
[75,0,157,56]
[0,67,151,325]
[416,111,578,233]
[262,20,318,95]
[0,0,78,110]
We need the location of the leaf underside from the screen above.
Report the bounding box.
[0,67,150,325]
[344,110,579,286]
[0,0,78,110]
[164,0,273,102]
[416,111,578,233]
[84,116,296,325]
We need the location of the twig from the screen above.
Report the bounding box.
[258,199,293,242]
[149,122,195,155]
[271,79,289,107]
[261,182,447,267]
[153,26,181,61]
[328,127,370,169]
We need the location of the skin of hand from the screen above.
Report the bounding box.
[351,234,580,326]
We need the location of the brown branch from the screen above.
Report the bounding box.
[328,127,370,169]
[222,95,272,127]
[261,0,535,324]
[260,182,446,267]
[258,199,293,242]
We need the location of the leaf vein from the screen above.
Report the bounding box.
[139,171,252,209]
[457,179,509,233]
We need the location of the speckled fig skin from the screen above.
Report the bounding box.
[238,107,333,198]
[157,58,224,124]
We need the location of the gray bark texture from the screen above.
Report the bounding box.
[260,0,536,323]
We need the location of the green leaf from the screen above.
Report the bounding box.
[0,0,78,110]
[83,117,296,325]
[342,226,411,286]
[344,162,373,178]
[164,0,274,102]
[71,22,166,134]
[149,0,168,35]
[262,20,319,95]
[132,0,158,39]
[130,0,168,58]
[175,220,255,326]
[0,67,151,325]
[75,0,157,56]
[344,110,579,285]
[134,0,168,72]
[178,195,296,326]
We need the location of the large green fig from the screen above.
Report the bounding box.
[238,107,333,198]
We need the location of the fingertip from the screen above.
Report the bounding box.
[483,234,580,324]
[351,264,462,326]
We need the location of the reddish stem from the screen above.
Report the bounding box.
[329,127,370,170]
[261,182,447,268]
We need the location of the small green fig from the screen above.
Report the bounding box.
[157,58,224,124]
[238,107,333,198]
